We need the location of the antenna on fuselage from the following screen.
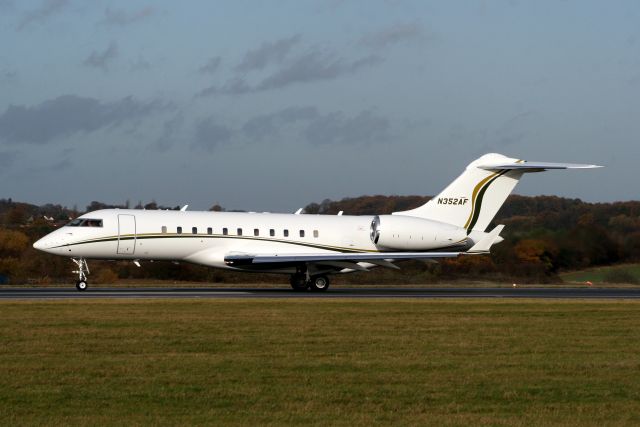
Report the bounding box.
[180,205,189,211]
[294,208,303,215]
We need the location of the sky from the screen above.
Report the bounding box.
[0,0,638,212]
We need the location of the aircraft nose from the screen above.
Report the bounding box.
[33,237,48,251]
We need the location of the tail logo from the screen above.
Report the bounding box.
[463,170,509,232]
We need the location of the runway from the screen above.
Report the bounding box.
[1,286,640,300]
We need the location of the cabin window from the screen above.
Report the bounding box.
[237,228,243,236]
[223,228,228,235]
[284,229,289,237]
[161,226,167,233]
[269,229,275,237]
[192,227,198,234]
[207,227,212,235]
[299,230,305,238]
[254,229,259,236]
[177,226,182,234]
[313,230,319,238]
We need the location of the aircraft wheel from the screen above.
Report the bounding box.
[289,274,308,291]
[76,280,88,291]
[309,275,330,292]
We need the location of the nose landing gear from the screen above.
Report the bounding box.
[71,258,90,291]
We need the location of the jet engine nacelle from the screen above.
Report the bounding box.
[370,215,467,251]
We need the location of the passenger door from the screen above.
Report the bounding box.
[117,214,136,255]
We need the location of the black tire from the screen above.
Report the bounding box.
[309,275,330,292]
[289,274,308,291]
[76,281,88,291]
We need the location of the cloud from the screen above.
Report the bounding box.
[242,107,391,146]
[243,106,319,141]
[1,69,18,81]
[198,78,252,97]
[199,56,222,74]
[18,0,69,30]
[257,50,382,91]
[359,22,425,49]
[129,55,152,71]
[0,0,15,12]
[83,42,118,70]
[303,110,390,146]
[199,50,382,96]
[0,95,167,144]
[193,117,233,152]
[0,151,18,172]
[102,6,155,27]
[235,34,301,72]
[155,113,184,151]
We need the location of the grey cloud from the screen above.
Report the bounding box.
[18,0,69,30]
[359,22,425,49]
[236,34,301,72]
[243,106,319,141]
[198,78,252,97]
[193,117,233,152]
[0,151,18,172]
[0,95,167,144]
[0,0,14,12]
[198,49,382,97]
[129,55,152,71]
[83,42,118,70]
[1,69,18,81]
[202,51,382,96]
[257,50,382,91]
[304,110,390,145]
[199,56,222,74]
[102,6,155,27]
[155,113,184,151]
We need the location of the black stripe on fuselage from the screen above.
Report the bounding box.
[51,233,378,254]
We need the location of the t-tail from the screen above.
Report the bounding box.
[393,153,602,235]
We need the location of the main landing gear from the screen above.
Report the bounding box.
[71,258,90,291]
[289,273,330,292]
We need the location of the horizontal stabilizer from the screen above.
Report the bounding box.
[468,225,505,253]
[478,161,602,171]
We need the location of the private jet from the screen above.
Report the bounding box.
[33,153,600,291]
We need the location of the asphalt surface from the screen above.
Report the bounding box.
[1,286,640,300]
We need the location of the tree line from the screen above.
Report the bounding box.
[0,195,638,285]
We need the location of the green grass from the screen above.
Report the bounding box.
[1,299,640,426]
[561,263,640,284]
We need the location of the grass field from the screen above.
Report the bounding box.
[560,263,640,284]
[1,299,640,426]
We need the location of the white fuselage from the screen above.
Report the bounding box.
[33,209,468,274]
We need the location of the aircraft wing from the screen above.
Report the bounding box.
[225,225,504,266]
[225,250,462,265]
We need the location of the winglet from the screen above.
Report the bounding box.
[468,225,505,253]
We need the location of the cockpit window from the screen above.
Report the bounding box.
[66,218,103,227]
